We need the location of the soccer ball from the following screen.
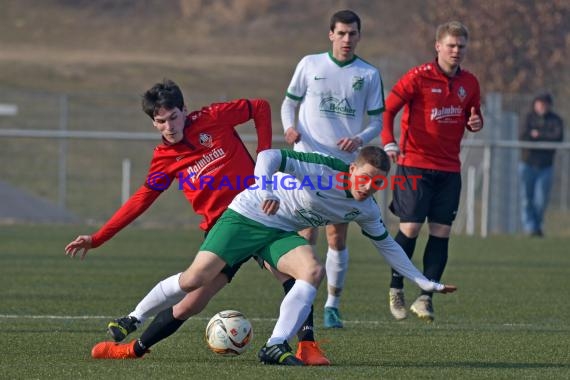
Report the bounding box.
[205,310,253,356]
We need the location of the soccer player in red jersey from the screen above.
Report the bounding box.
[65,80,330,365]
[381,21,483,322]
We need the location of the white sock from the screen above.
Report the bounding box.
[266,280,316,346]
[325,247,348,309]
[325,294,340,309]
[130,273,186,323]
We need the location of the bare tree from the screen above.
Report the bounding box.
[410,0,569,96]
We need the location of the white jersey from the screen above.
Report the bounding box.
[284,52,385,163]
[231,151,385,236]
[228,149,444,292]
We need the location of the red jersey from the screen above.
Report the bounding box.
[382,60,483,172]
[91,99,272,248]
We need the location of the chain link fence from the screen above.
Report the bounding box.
[1,88,568,236]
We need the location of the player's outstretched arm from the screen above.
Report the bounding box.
[370,234,457,293]
[65,235,93,260]
[64,185,161,261]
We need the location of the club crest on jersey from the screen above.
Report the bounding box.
[199,133,213,148]
[343,208,361,221]
[296,209,327,227]
[457,86,467,102]
[352,76,364,91]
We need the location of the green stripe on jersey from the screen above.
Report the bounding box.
[367,107,385,115]
[278,150,349,172]
[285,92,303,101]
[362,229,389,241]
[328,51,357,67]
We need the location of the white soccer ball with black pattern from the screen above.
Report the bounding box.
[205,310,253,356]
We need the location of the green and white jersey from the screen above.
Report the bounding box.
[285,52,385,163]
[229,149,443,291]
[229,149,387,238]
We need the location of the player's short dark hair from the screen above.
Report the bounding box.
[355,146,391,172]
[330,10,361,32]
[142,79,185,119]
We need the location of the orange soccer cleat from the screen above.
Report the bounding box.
[295,341,331,366]
[91,340,145,359]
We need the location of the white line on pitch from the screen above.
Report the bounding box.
[0,314,566,330]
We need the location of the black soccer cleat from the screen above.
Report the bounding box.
[107,316,141,342]
[258,341,304,366]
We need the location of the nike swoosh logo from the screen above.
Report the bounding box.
[316,191,328,199]
[314,76,326,80]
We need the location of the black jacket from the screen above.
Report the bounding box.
[520,111,564,168]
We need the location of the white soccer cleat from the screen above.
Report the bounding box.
[410,295,434,322]
[389,288,407,320]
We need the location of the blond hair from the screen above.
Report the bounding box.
[436,21,469,41]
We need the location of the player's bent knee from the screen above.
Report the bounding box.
[306,263,325,287]
[400,223,422,238]
[178,272,208,293]
[428,222,452,237]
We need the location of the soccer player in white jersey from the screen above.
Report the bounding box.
[87,146,456,366]
[281,9,385,328]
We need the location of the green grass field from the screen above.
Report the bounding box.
[1,225,569,379]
